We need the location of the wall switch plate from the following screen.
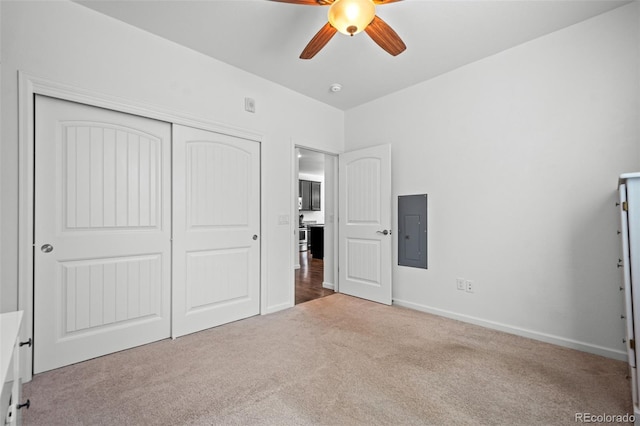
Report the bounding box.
[244,97,256,113]
[465,280,474,293]
[456,278,465,291]
[278,214,289,225]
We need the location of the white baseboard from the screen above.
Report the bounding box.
[263,301,292,315]
[393,298,627,362]
[322,282,335,290]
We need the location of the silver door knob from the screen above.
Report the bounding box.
[41,244,53,253]
[253,235,258,240]
[376,230,389,236]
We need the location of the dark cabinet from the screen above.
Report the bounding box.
[299,180,311,211]
[298,179,321,211]
[311,181,321,211]
[309,225,324,259]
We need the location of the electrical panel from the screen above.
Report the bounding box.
[398,194,427,269]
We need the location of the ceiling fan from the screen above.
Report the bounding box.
[271,0,406,59]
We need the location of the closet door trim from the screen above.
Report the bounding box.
[16,72,265,382]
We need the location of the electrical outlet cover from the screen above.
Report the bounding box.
[456,278,465,290]
[465,280,474,293]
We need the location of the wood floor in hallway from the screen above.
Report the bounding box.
[295,251,334,305]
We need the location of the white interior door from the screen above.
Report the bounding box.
[339,144,392,304]
[172,125,260,338]
[34,95,171,373]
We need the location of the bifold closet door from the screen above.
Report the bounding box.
[172,125,261,338]
[34,95,171,373]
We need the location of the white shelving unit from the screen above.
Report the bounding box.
[619,173,640,423]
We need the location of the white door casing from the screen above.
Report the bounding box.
[34,95,171,373]
[172,125,261,338]
[339,144,392,305]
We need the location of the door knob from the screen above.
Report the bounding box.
[252,235,258,240]
[41,244,53,253]
[376,230,389,236]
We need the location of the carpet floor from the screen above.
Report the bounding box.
[23,294,632,425]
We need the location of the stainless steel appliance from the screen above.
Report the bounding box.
[299,226,308,252]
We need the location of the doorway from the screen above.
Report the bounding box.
[294,147,337,305]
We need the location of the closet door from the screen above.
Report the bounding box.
[172,125,260,337]
[34,95,171,373]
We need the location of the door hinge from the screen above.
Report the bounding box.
[623,201,628,212]
[631,339,635,350]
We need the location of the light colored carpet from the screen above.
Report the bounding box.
[23,294,632,425]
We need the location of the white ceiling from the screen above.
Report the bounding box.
[76,0,629,111]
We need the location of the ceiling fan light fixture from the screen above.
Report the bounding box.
[328,0,376,36]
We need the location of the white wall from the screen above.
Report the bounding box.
[345,3,640,359]
[0,0,3,298]
[0,1,344,313]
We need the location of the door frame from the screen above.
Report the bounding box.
[17,72,266,382]
[291,141,340,304]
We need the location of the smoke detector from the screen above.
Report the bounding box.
[329,83,342,93]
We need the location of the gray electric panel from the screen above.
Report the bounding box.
[398,194,427,269]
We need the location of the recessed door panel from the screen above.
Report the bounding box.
[187,142,250,228]
[186,249,250,311]
[61,123,162,231]
[346,239,381,286]
[60,254,163,335]
[346,158,381,224]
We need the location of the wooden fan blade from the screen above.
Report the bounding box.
[269,0,334,5]
[364,15,406,56]
[373,0,403,4]
[300,22,338,59]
